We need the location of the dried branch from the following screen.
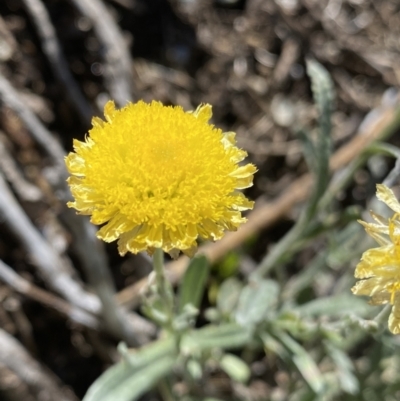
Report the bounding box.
[21,0,93,123]
[0,172,101,314]
[0,16,18,61]
[0,259,100,330]
[0,135,42,202]
[0,328,79,401]
[68,0,133,105]
[0,364,37,401]
[0,72,65,174]
[2,296,36,354]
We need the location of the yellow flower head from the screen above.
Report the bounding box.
[65,100,256,258]
[352,184,400,334]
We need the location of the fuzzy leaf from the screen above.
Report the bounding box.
[235,279,279,326]
[83,337,176,401]
[178,255,209,313]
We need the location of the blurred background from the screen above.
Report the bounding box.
[1,0,400,400]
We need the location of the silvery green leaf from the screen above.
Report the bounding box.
[297,128,317,174]
[217,277,243,316]
[325,342,359,394]
[181,323,251,355]
[187,359,203,380]
[178,255,209,312]
[83,337,176,401]
[279,332,325,394]
[296,294,373,317]
[235,279,279,327]
[306,58,334,142]
[219,353,251,383]
[305,59,334,210]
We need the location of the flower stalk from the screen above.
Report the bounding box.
[153,248,174,325]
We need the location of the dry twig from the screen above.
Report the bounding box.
[0,364,36,401]
[0,73,65,173]
[0,259,100,330]
[0,135,42,202]
[0,328,79,401]
[22,0,93,123]
[0,171,101,314]
[68,0,134,105]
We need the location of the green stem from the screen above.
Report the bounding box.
[153,248,174,324]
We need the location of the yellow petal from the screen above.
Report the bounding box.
[389,298,400,334]
[230,164,257,179]
[104,100,117,123]
[192,103,212,122]
[377,184,400,213]
[65,153,86,176]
